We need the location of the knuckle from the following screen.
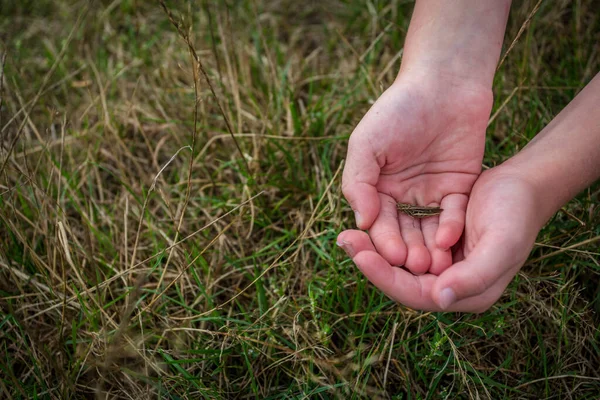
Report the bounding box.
[472,270,492,293]
[341,181,352,197]
[341,184,356,207]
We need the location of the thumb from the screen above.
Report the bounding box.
[341,136,381,230]
[432,234,523,310]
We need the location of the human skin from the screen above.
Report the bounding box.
[341,1,512,275]
[338,73,600,312]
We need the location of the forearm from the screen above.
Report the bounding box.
[505,73,600,222]
[399,0,512,90]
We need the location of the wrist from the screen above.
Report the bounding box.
[392,70,494,124]
[399,0,511,92]
[501,73,600,223]
[395,66,494,101]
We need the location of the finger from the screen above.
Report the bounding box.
[368,193,407,266]
[337,229,376,257]
[436,193,468,250]
[338,230,514,313]
[337,230,439,310]
[341,136,381,230]
[420,213,452,276]
[399,214,430,274]
[431,233,523,310]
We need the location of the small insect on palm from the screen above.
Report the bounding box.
[396,203,443,218]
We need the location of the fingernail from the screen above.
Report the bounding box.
[439,288,457,310]
[354,210,362,227]
[336,239,356,258]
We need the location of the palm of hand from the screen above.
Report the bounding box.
[341,80,492,274]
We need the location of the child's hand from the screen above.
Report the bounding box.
[338,166,545,312]
[341,75,491,275]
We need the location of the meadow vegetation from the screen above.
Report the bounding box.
[1,0,599,398]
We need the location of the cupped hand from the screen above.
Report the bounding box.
[337,166,547,313]
[341,75,492,274]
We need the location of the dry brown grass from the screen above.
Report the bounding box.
[1,0,599,398]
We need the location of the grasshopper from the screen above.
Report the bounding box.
[396,203,443,218]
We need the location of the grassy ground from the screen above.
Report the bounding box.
[1,0,600,398]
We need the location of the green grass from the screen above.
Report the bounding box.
[1,0,600,398]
